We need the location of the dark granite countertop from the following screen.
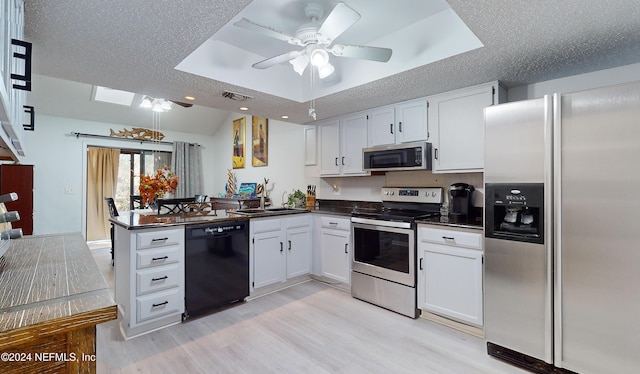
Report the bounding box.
[110,208,312,230]
[110,210,249,230]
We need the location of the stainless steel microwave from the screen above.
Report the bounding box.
[363,141,432,171]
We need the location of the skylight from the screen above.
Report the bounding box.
[92,86,137,106]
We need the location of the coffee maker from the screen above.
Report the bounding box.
[448,183,475,220]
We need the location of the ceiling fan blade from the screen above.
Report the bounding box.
[330,44,392,62]
[317,2,360,45]
[170,100,193,108]
[234,18,301,45]
[252,51,301,69]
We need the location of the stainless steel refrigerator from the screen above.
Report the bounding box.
[483,81,640,374]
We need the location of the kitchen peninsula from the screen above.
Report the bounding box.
[0,233,117,374]
[110,208,308,339]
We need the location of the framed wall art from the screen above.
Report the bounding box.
[232,117,246,169]
[252,116,268,167]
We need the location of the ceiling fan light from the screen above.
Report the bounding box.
[310,48,329,67]
[152,102,165,112]
[160,100,173,111]
[318,62,335,79]
[140,96,153,108]
[289,54,309,75]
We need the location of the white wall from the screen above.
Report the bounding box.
[508,63,640,101]
[209,113,309,207]
[18,115,217,236]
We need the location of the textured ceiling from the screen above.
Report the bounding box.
[24,0,640,133]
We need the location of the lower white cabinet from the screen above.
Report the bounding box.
[114,225,185,339]
[318,216,351,284]
[417,225,483,326]
[251,214,312,291]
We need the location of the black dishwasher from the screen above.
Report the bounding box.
[183,220,249,320]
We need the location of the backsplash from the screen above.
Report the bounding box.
[314,171,484,207]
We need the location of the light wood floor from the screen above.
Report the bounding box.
[91,246,526,374]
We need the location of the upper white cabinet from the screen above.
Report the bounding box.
[368,98,428,146]
[319,112,369,176]
[428,81,506,173]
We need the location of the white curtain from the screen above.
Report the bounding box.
[172,141,203,197]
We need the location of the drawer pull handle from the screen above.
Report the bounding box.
[280,242,283,252]
[151,237,169,242]
[442,236,455,240]
[152,301,168,308]
[288,240,292,251]
[345,243,348,254]
[151,256,169,261]
[329,222,338,225]
[151,276,168,282]
[419,258,423,270]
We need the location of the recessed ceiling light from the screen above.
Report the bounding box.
[184,96,195,101]
[240,107,249,111]
[281,115,289,119]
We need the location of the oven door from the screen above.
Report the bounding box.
[351,218,415,287]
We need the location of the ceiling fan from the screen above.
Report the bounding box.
[234,2,392,79]
[140,96,193,112]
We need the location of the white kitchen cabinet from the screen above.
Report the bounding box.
[318,216,351,284]
[303,125,317,166]
[114,225,185,339]
[428,81,505,173]
[417,225,483,327]
[367,105,396,146]
[318,118,341,175]
[250,214,312,292]
[318,113,369,176]
[368,99,428,146]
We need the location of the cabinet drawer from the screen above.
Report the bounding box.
[419,227,482,250]
[285,214,310,229]
[252,218,282,234]
[320,216,350,231]
[136,264,181,295]
[136,228,182,249]
[136,287,182,323]
[136,245,181,269]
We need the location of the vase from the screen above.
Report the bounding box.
[148,198,159,211]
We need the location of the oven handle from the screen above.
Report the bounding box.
[350,216,412,229]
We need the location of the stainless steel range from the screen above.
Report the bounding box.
[350,187,442,318]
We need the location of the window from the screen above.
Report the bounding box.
[115,149,172,212]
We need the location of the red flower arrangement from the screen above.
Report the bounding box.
[139,166,178,206]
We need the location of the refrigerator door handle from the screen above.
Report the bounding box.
[552,93,563,364]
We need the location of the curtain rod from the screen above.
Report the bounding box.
[70,132,199,146]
